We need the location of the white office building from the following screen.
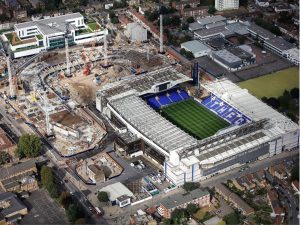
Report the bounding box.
[1,13,108,58]
[215,0,239,11]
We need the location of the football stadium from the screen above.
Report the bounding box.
[96,67,299,186]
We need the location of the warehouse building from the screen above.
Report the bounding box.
[181,40,211,58]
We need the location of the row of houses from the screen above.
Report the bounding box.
[232,170,267,192]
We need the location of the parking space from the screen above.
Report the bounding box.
[20,190,68,225]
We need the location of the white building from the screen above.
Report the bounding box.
[215,0,239,11]
[181,40,211,58]
[1,13,108,58]
[126,22,147,42]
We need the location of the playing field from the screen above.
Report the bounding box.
[239,67,299,98]
[161,99,229,140]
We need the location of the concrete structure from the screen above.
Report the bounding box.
[0,127,16,156]
[215,183,254,215]
[157,189,210,218]
[197,15,227,29]
[96,67,299,186]
[86,164,105,183]
[0,159,38,193]
[215,0,239,11]
[1,13,108,58]
[0,192,28,223]
[126,22,147,42]
[181,40,211,58]
[99,182,134,207]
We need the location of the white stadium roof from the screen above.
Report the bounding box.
[202,79,298,132]
[109,94,197,154]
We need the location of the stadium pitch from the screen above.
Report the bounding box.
[161,99,230,140]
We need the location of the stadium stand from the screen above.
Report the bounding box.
[201,95,251,125]
[145,89,190,109]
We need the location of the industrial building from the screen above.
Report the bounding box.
[1,13,108,58]
[210,45,256,71]
[181,40,211,58]
[215,0,239,11]
[126,22,147,42]
[96,67,299,186]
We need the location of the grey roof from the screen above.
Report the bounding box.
[0,159,36,180]
[116,131,139,144]
[194,25,228,38]
[225,22,250,35]
[160,189,210,209]
[265,37,295,51]
[206,21,226,29]
[116,195,131,202]
[212,49,241,63]
[197,15,226,26]
[14,13,83,35]
[248,23,276,40]
[181,40,211,54]
[189,22,203,31]
[0,192,27,217]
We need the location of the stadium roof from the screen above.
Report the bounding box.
[109,94,197,154]
[265,37,295,51]
[181,40,211,54]
[202,79,298,132]
[197,15,226,26]
[14,13,83,35]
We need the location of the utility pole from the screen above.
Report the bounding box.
[65,22,71,76]
[159,14,164,54]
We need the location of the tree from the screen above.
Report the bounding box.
[0,152,10,165]
[0,14,9,22]
[208,5,216,14]
[186,16,195,23]
[265,97,280,109]
[290,88,299,99]
[41,166,54,189]
[67,204,79,223]
[59,191,72,209]
[74,218,87,225]
[48,183,59,198]
[16,134,42,158]
[97,191,109,202]
[186,203,198,215]
[278,90,291,109]
[291,164,299,181]
[182,182,200,192]
[162,218,171,224]
[171,208,188,225]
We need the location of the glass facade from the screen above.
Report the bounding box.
[48,36,75,49]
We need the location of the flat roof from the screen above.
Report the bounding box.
[212,49,242,63]
[160,188,210,209]
[181,40,211,54]
[50,110,84,128]
[248,23,275,40]
[189,22,203,31]
[14,13,83,35]
[265,37,295,51]
[225,22,250,35]
[197,15,226,26]
[99,182,133,202]
[194,25,228,38]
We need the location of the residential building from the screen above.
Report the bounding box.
[180,6,208,18]
[252,170,267,188]
[157,189,210,218]
[181,40,211,58]
[99,182,134,207]
[86,164,105,183]
[269,163,289,180]
[172,0,200,11]
[291,180,299,194]
[215,184,254,216]
[267,190,285,217]
[215,0,239,11]
[0,159,38,193]
[1,13,108,58]
[0,192,28,224]
[0,127,16,156]
[232,179,246,191]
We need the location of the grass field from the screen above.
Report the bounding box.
[239,67,299,98]
[161,99,229,140]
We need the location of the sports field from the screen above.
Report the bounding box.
[161,99,229,140]
[239,67,299,98]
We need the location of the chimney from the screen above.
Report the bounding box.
[159,14,164,53]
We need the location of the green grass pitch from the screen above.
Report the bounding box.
[161,99,230,140]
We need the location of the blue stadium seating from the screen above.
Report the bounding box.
[144,89,190,109]
[201,95,251,126]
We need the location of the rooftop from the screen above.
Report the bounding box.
[0,159,36,180]
[49,110,84,128]
[99,182,134,202]
[160,188,210,209]
[213,49,242,63]
[0,128,15,151]
[194,25,229,38]
[265,37,295,51]
[0,192,27,217]
[181,40,211,54]
[14,13,83,35]
[197,15,226,26]
[248,23,276,40]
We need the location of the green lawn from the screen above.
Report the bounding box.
[161,99,229,140]
[87,22,100,31]
[239,67,299,98]
[36,34,43,40]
